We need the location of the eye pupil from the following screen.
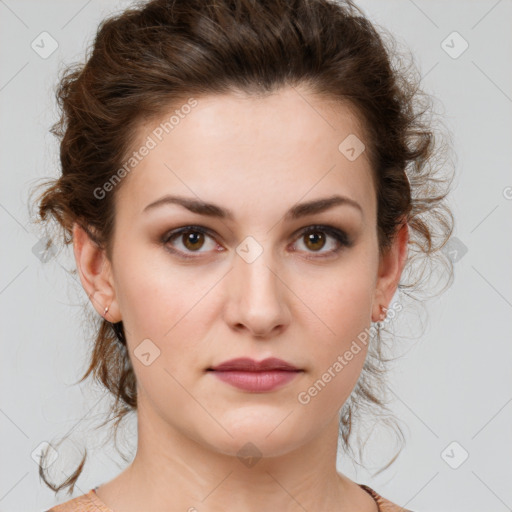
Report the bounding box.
[183,231,205,250]
[304,232,326,251]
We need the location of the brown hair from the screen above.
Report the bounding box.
[30,0,455,495]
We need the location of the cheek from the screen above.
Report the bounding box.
[316,263,375,342]
[297,267,374,411]
[297,307,370,420]
[115,260,210,407]
[113,244,203,338]
[113,253,220,397]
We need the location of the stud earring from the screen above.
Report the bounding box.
[103,304,109,318]
[379,304,387,322]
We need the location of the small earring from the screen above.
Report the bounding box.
[103,304,109,318]
[379,304,387,322]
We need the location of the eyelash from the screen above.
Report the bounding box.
[161,224,353,261]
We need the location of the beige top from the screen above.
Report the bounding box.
[46,484,413,511]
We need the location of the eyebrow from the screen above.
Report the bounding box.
[142,194,363,220]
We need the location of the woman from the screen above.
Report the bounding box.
[34,0,454,510]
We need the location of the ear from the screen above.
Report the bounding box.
[371,220,409,322]
[72,222,121,323]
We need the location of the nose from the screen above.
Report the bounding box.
[223,246,291,339]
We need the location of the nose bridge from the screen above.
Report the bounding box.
[235,234,280,300]
[226,234,289,335]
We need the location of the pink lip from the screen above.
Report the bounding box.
[207,357,303,392]
[209,357,300,372]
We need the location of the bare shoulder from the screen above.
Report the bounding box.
[45,489,112,512]
[359,483,415,512]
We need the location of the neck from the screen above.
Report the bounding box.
[98,399,375,512]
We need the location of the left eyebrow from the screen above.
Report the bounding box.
[142,194,363,220]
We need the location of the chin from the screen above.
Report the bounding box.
[199,416,307,460]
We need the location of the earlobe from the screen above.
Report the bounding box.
[72,222,121,323]
[371,221,409,322]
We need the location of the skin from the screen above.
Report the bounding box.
[73,84,408,512]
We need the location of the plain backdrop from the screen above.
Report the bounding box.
[1,1,511,511]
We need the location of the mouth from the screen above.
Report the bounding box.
[207,369,303,392]
[207,356,300,372]
[206,357,303,392]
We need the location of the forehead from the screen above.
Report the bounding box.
[115,85,375,224]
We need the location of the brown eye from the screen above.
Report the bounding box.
[181,230,206,251]
[303,231,327,252]
[162,226,218,258]
[292,225,352,258]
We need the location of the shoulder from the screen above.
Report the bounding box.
[46,484,412,512]
[45,489,112,512]
[359,484,415,512]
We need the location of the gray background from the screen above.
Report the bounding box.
[1,1,511,511]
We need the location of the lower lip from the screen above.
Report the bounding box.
[209,370,301,392]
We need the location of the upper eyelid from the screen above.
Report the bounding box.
[163,224,345,239]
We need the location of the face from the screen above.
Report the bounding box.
[79,85,405,460]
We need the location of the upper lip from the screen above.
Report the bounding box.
[208,357,301,372]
